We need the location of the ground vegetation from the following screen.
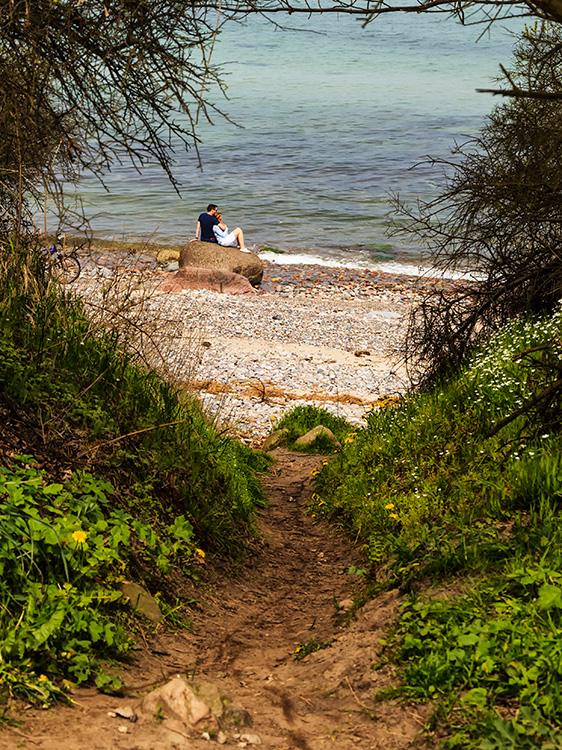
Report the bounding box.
[0,246,269,703]
[393,23,562,387]
[312,304,562,747]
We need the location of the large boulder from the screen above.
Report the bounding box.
[159,266,256,295]
[180,240,263,287]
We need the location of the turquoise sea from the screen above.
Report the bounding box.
[71,12,524,273]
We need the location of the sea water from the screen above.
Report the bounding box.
[70,12,524,272]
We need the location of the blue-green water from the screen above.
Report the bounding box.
[70,12,524,272]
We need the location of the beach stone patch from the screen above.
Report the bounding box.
[295,425,341,450]
[180,240,264,286]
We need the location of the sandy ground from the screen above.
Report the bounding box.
[0,450,426,750]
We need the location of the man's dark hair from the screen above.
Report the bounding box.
[207,203,218,212]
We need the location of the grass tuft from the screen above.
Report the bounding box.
[274,404,352,453]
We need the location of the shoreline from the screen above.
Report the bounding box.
[75,246,432,444]
[81,235,469,284]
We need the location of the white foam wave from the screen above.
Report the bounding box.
[257,250,480,281]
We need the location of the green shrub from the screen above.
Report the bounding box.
[275,404,352,453]
[310,306,562,747]
[0,244,271,701]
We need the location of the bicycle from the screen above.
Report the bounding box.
[39,234,82,284]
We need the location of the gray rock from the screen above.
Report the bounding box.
[180,240,263,287]
[119,582,163,623]
[141,677,211,726]
[262,428,289,451]
[294,425,341,450]
[110,706,138,722]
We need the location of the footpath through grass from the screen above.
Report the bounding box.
[311,303,562,749]
[0,244,269,704]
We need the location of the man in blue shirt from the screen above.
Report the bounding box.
[195,204,219,242]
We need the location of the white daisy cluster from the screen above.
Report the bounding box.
[464,304,562,415]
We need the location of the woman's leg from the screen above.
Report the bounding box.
[232,227,246,248]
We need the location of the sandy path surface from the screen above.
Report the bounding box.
[1,450,424,750]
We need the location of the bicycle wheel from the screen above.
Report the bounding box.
[55,253,81,283]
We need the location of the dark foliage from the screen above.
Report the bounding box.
[0,0,228,235]
[395,22,562,386]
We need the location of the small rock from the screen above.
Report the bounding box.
[240,734,262,745]
[262,428,289,452]
[109,706,138,722]
[202,731,211,740]
[156,248,181,265]
[117,726,129,734]
[294,425,341,450]
[338,598,354,610]
[217,731,228,745]
[119,582,163,624]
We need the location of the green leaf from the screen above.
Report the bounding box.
[458,632,479,646]
[32,607,66,647]
[461,687,488,706]
[538,583,562,610]
[42,483,64,495]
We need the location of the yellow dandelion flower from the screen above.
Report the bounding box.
[385,503,395,510]
[71,530,87,544]
[389,513,399,520]
[39,674,48,682]
[195,548,206,559]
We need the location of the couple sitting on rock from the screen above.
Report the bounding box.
[196,204,250,253]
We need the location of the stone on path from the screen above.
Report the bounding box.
[140,676,252,730]
[262,428,289,451]
[180,240,264,287]
[294,424,341,450]
[119,581,163,623]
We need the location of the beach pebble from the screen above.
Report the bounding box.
[73,255,419,440]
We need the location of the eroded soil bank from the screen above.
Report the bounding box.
[0,450,424,750]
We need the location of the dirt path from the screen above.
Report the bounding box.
[1,450,424,750]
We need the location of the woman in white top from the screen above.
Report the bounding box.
[213,213,250,252]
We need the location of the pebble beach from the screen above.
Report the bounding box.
[74,247,457,445]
